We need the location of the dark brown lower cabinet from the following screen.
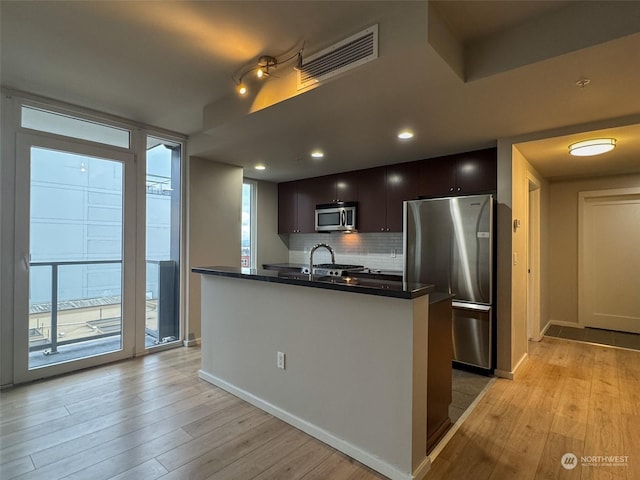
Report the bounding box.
[427,295,453,453]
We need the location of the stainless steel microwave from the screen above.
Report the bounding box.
[315,202,357,232]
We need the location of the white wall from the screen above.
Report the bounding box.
[548,173,640,326]
[510,148,549,354]
[495,140,514,376]
[496,114,640,378]
[506,147,532,373]
[254,180,289,268]
[0,96,16,387]
[199,274,429,480]
[186,157,242,344]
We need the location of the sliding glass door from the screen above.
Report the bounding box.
[14,133,136,382]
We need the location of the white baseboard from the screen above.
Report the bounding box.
[198,369,428,480]
[495,352,528,380]
[183,337,201,347]
[549,320,583,328]
[494,369,513,380]
[539,321,552,337]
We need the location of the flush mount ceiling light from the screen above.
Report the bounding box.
[254,164,266,171]
[233,44,305,96]
[568,138,616,156]
[311,150,324,159]
[397,130,414,140]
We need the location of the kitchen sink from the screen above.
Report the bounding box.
[278,271,400,290]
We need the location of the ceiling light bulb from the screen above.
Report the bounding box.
[256,68,264,79]
[237,83,247,95]
[311,151,324,159]
[569,138,616,156]
[398,130,414,140]
[254,164,266,171]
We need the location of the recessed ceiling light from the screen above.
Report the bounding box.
[311,151,324,159]
[576,78,591,88]
[254,164,266,170]
[568,138,616,156]
[397,130,414,140]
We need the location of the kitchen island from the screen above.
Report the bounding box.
[193,266,450,480]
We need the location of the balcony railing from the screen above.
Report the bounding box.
[29,259,178,356]
[29,259,122,354]
[145,259,178,344]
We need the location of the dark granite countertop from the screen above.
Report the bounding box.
[193,266,434,299]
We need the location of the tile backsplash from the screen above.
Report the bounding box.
[288,232,404,272]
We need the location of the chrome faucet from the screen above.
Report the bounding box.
[309,243,335,279]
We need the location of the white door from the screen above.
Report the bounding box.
[13,132,137,383]
[579,189,640,333]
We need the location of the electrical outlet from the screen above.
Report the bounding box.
[277,351,286,369]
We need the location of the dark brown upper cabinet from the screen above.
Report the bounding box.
[358,162,418,233]
[309,172,359,205]
[333,171,358,203]
[277,172,359,234]
[278,181,299,233]
[277,180,317,234]
[418,148,496,198]
[357,166,387,233]
[278,148,494,234]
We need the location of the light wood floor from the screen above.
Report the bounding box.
[1,337,639,480]
[0,347,385,480]
[428,337,640,480]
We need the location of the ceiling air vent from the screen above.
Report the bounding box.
[297,24,378,90]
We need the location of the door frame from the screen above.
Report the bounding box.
[526,173,542,341]
[13,132,137,383]
[578,187,640,331]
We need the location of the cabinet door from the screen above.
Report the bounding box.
[386,162,418,232]
[357,167,387,232]
[334,171,358,203]
[296,178,319,233]
[418,156,457,197]
[278,182,297,233]
[455,148,497,194]
[308,175,337,205]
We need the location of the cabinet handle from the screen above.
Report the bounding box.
[386,228,390,232]
[380,228,385,231]
[457,187,461,192]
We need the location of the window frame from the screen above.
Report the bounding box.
[242,179,257,269]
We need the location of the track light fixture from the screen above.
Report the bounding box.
[233,43,305,96]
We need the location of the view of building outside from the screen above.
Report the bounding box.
[145,141,180,343]
[241,182,253,268]
[28,147,125,360]
[146,143,175,299]
[28,144,177,358]
[30,148,123,303]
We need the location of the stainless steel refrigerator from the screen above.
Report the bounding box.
[404,194,493,370]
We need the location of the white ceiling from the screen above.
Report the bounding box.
[2,1,639,183]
